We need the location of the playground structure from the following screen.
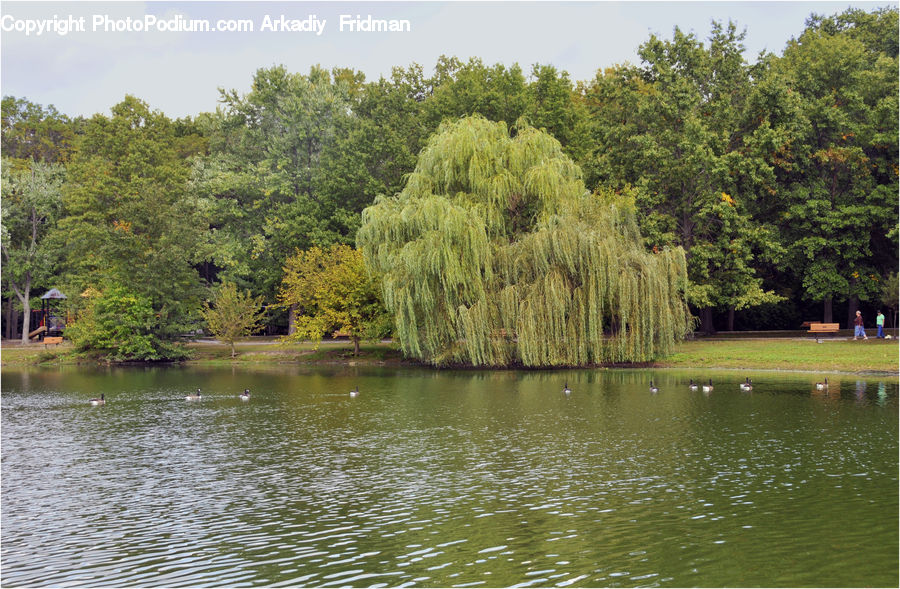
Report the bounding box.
[28,288,68,341]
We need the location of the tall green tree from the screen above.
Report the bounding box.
[358,116,691,367]
[417,57,591,162]
[317,67,429,237]
[56,96,211,357]
[195,65,361,309]
[585,22,784,332]
[1,157,65,342]
[424,56,530,129]
[772,7,899,324]
[1,96,76,164]
[525,64,591,163]
[1,96,77,339]
[195,64,431,336]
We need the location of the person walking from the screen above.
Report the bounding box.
[876,310,885,338]
[853,310,868,340]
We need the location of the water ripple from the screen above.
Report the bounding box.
[2,368,897,587]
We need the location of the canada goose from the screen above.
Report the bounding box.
[740,378,753,391]
[239,389,250,401]
[89,393,105,406]
[185,388,202,401]
[350,387,359,397]
[563,382,571,395]
[649,380,659,393]
[702,379,714,392]
[816,378,829,391]
[689,379,699,391]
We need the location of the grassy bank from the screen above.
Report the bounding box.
[183,340,408,365]
[2,337,897,374]
[0,339,408,368]
[658,338,898,374]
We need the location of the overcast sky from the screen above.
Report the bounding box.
[1,1,894,118]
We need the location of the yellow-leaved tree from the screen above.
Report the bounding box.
[278,244,391,355]
[200,282,267,358]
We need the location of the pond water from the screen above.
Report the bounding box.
[1,365,897,588]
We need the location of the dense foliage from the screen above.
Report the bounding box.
[584,22,789,332]
[358,117,691,366]
[278,244,390,355]
[65,283,188,361]
[52,97,211,359]
[1,157,65,341]
[1,7,897,360]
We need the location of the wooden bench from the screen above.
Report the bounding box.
[808,323,839,341]
[43,336,63,346]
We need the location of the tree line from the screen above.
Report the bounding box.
[2,7,897,361]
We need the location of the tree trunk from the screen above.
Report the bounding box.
[699,307,716,335]
[823,297,833,324]
[20,303,31,342]
[5,293,13,340]
[18,285,31,344]
[846,294,859,331]
[353,336,360,357]
[231,341,236,358]
[11,307,20,340]
[288,304,297,336]
[727,306,735,332]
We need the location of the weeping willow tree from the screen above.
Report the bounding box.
[357,116,692,366]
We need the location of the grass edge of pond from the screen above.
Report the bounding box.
[1,337,897,375]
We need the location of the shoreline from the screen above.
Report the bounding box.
[2,337,897,377]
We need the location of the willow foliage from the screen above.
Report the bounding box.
[358,116,691,366]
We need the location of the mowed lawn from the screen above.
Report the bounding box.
[662,338,898,373]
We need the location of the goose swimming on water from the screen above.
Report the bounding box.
[350,387,359,397]
[563,382,571,395]
[689,379,699,391]
[815,377,829,391]
[740,378,753,391]
[185,389,202,401]
[702,379,714,392]
[90,393,105,406]
[239,389,250,401]
[649,380,659,393]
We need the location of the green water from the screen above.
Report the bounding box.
[2,365,897,587]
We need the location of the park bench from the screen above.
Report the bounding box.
[43,336,63,346]
[808,322,839,342]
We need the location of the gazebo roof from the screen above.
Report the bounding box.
[40,288,67,300]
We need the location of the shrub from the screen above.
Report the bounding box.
[65,283,187,361]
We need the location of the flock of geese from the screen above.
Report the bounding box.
[90,378,834,405]
[89,386,361,405]
[561,376,831,395]
[182,388,252,402]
